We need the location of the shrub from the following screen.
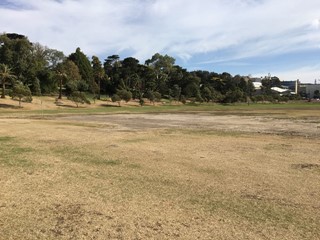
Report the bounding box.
[10,82,32,107]
[67,91,91,107]
[111,94,121,106]
[117,89,132,102]
[180,95,187,104]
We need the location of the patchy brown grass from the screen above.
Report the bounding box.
[0,112,319,239]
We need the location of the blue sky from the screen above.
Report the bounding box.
[1,0,320,83]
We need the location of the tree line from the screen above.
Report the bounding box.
[0,33,294,106]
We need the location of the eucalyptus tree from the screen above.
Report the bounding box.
[0,34,65,95]
[145,53,175,95]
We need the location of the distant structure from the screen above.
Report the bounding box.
[299,80,320,98]
[249,76,320,98]
[250,77,262,83]
[249,77,262,92]
[280,80,299,94]
[270,87,291,95]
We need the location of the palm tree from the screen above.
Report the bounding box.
[0,64,16,98]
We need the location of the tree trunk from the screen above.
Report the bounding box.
[58,78,62,99]
[97,79,101,100]
[1,82,5,98]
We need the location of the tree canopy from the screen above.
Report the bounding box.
[0,32,293,104]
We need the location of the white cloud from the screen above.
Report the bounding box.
[0,0,319,69]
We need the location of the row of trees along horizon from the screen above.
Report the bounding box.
[0,33,299,107]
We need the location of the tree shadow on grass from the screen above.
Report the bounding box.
[0,103,20,109]
[100,104,121,108]
[56,104,78,108]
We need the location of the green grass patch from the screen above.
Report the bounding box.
[197,167,223,175]
[122,137,150,143]
[54,146,122,167]
[0,136,15,142]
[2,101,320,119]
[50,121,114,129]
[126,163,142,169]
[264,143,293,151]
[163,128,248,138]
[188,192,318,237]
[0,137,34,167]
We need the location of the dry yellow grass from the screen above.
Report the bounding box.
[0,111,320,239]
[0,95,167,112]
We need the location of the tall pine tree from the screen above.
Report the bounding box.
[68,47,93,91]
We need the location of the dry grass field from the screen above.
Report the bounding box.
[0,97,320,239]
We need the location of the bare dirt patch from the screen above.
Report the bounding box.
[60,113,320,137]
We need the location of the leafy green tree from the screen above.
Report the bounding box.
[180,95,187,104]
[201,86,212,102]
[181,72,202,101]
[104,55,121,69]
[314,90,320,99]
[10,82,32,107]
[29,76,41,96]
[119,57,142,93]
[111,94,121,106]
[211,89,224,103]
[139,65,157,93]
[261,75,281,95]
[38,69,56,94]
[25,42,46,95]
[224,88,245,103]
[30,45,64,95]
[117,89,132,103]
[0,35,66,96]
[104,55,121,95]
[121,57,139,79]
[67,91,91,107]
[169,66,185,88]
[0,64,16,98]
[145,53,175,95]
[44,48,65,69]
[128,73,142,99]
[92,56,105,99]
[55,65,67,99]
[77,79,89,92]
[154,91,161,102]
[0,34,33,85]
[139,97,145,106]
[246,80,255,98]
[171,84,181,101]
[68,47,93,90]
[146,90,155,104]
[55,60,81,98]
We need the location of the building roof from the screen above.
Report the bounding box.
[271,87,290,93]
[253,82,262,90]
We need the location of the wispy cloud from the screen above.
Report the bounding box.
[0,0,319,81]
